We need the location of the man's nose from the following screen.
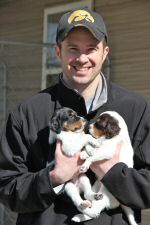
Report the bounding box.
[77,53,89,63]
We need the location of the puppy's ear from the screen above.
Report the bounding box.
[105,119,120,139]
[96,114,109,131]
[98,117,108,129]
[50,117,61,134]
[99,113,120,139]
[48,129,57,144]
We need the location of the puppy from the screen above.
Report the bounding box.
[72,111,137,225]
[49,107,100,212]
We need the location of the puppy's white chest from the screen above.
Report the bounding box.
[57,131,86,156]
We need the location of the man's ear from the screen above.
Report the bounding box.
[55,45,61,59]
[102,46,109,64]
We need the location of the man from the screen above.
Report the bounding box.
[0,8,150,225]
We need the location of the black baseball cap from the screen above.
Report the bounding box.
[56,8,108,44]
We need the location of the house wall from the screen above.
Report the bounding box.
[0,0,72,121]
[95,0,150,99]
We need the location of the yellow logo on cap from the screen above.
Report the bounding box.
[68,10,94,24]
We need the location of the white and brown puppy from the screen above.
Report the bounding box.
[49,107,100,156]
[72,111,137,225]
[49,107,100,212]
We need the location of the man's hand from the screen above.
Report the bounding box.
[90,141,122,180]
[50,140,84,187]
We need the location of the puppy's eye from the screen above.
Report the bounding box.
[69,112,76,118]
[95,122,103,130]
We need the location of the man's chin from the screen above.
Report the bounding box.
[72,76,93,85]
[73,78,92,86]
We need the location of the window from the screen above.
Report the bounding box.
[41,0,93,89]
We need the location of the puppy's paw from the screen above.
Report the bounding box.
[80,151,89,160]
[72,214,92,222]
[89,211,100,218]
[71,215,81,223]
[83,207,100,218]
[79,200,92,209]
[79,164,89,173]
[94,193,103,200]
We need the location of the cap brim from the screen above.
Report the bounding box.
[65,23,105,42]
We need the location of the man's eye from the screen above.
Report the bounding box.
[69,47,78,52]
[70,48,76,51]
[88,48,97,53]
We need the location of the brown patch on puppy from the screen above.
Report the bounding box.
[64,119,86,132]
[90,113,120,139]
[90,127,105,138]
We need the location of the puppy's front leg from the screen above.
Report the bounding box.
[79,145,115,173]
[80,150,89,160]
[86,134,100,148]
[85,144,97,156]
[79,157,93,173]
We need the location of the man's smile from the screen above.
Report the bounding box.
[73,66,92,72]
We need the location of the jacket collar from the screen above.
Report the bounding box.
[54,73,112,116]
[55,74,87,116]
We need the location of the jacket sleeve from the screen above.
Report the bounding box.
[102,101,150,209]
[0,110,56,213]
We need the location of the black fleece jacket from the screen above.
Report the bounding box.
[0,75,150,225]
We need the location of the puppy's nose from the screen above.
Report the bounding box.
[84,123,90,133]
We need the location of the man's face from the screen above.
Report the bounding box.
[56,27,109,89]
